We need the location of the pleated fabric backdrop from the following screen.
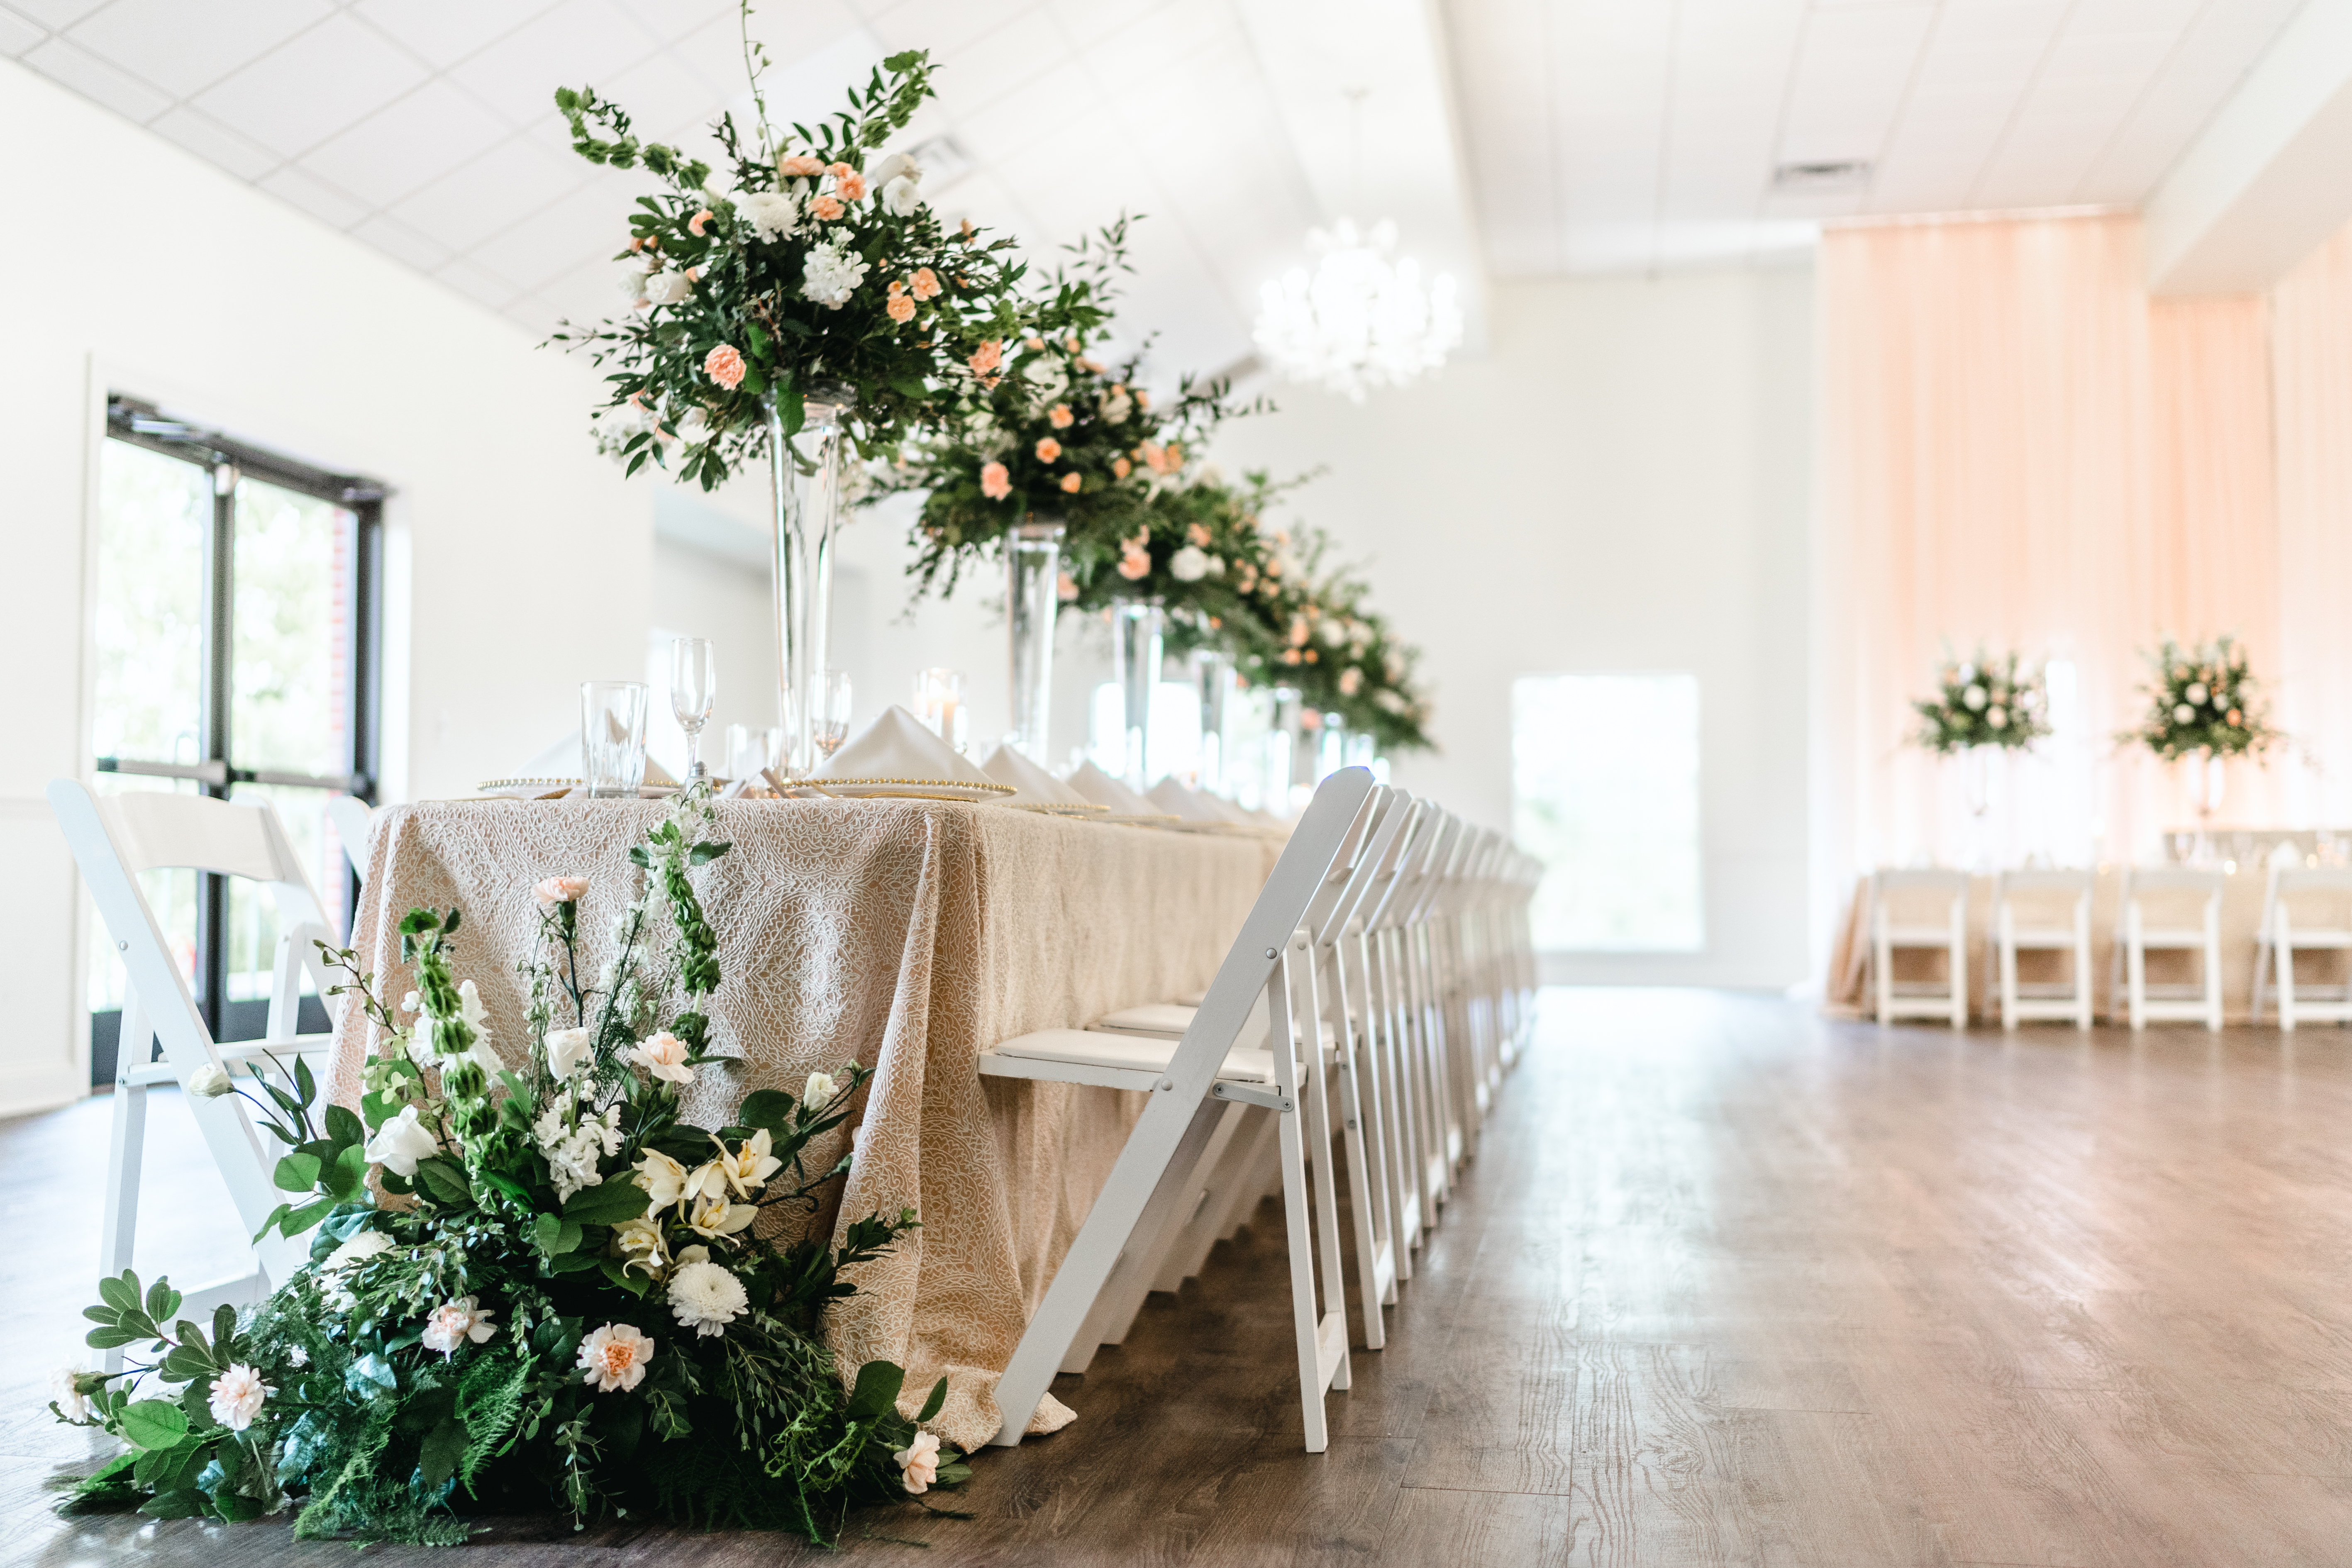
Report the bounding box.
[1813,209,2352,932]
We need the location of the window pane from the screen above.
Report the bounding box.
[94,441,208,764]
[233,477,354,778]
[85,773,202,1015]
[1513,673,1704,952]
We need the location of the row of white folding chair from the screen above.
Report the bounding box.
[51,780,354,1367]
[978,775,1540,1453]
[2250,866,2352,1030]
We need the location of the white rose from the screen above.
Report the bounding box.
[644,269,693,305]
[1100,390,1132,424]
[364,1102,440,1178]
[617,268,651,304]
[881,174,923,216]
[1962,684,1987,711]
[2185,683,2209,705]
[187,1063,234,1099]
[2174,703,2196,725]
[800,240,868,308]
[545,1027,593,1083]
[739,190,799,242]
[869,151,918,188]
[803,1071,839,1111]
[1169,546,1210,583]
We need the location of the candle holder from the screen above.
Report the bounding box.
[913,668,968,754]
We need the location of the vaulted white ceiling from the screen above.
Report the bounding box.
[0,0,2315,376]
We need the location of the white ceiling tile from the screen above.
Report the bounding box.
[20,33,167,119]
[589,48,725,140]
[0,6,46,54]
[434,254,524,310]
[867,0,1039,59]
[924,6,1067,116]
[605,0,736,46]
[65,0,329,98]
[951,55,1098,165]
[7,0,100,25]
[443,0,661,127]
[257,163,371,228]
[467,181,628,291]
[1044,0,1168,52]
[741,24,888,139]
[665,6,861,96]
[192,14,431,156]
[148,105,281,178]
[385,132,587,252]
[349,211,453,272]
[347,0,554,71]
[300,80,515,207]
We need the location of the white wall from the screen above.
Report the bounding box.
[1212,266,1815,990]
[0,59,654,1116]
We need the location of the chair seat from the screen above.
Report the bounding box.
[987,1027,1278,1084]
[1091,1003,1338,1052]
[2135,927,2214,946]
[1881,925,1962,945]
[2006,926,2084,946]
[2276,929,2352,947]
[120,1033,337,1088]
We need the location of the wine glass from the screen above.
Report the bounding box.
[669,638,717,783]
[813,670,853,761]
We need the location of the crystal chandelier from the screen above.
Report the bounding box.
[1253,217,1462,402]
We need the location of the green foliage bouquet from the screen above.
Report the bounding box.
[886,222,1251,597]
[2122,634,2280,761]
[552,17,1031,488]
[54,789,964,1545]
[1911,649,2052,754]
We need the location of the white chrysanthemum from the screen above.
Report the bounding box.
[1169,546,1209,583]
[667,1259,749,1338]
[739,190,799,242]
[209,1364,271,1431]
[53,1366,89,1421]
[801,241,868,308]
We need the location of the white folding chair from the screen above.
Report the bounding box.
[51,780,341,1366]
[982,768,1379,1453]
[2251,866,2352,1030]
[2111,865,2224,1031]
[325,792,376,891]
[1993,868,2094,1030]
[1870,868,1970,1027]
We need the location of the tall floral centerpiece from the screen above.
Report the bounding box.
[553,24,1030,772]
[53,790,966,1544]
[2122,635,2280,848]
[886,227,1249,766]
[1910,649,2051,867]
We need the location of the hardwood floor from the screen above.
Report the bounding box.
[11,988,2352,1564]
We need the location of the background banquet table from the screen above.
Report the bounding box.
[334,797,1281,1452]
[1825,863,2351,1024]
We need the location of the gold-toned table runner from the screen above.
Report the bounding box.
[334,798,1278,1451]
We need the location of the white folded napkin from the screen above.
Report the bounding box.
[1147,777,1231,824]
[1064,760,1162,816]
[980,745,1093,808]
[813,704,996,785]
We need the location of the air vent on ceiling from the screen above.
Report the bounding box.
[908,133,973,193]
[1773,160,1872,192]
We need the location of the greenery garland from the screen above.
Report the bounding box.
[54,787,964,1545]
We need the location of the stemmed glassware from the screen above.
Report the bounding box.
[669,637,717,783]
[812,670,853,763]
[726,723,786,790]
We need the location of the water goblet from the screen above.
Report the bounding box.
[669,638,717,783]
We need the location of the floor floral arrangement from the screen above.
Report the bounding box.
[53,788,961,1545]
[1910,647,2052,754]
[2122,634,2280,761]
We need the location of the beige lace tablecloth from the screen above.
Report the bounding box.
[334,798,1280,1451]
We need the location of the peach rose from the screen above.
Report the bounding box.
[777,153,824,178]
[703,344,746,390]
[980,461,1012,500]
[688,208,713,236]
[1023,334,1046,351]
[1059,471,1083,494]
[1164,441,1183,466]
[1112,456,1132,479]
[1137,441,1168,474]
[1117,549,1151,581]
[1187,522,1211,547]
[887,291,916,323]
[895,1431,941,1494]
[1048,403,1074,429]
[1339,667,1363,696]
[1034,436,1062,463]
[535,876,589,904]
[1056,573,1078,602]
[809,193,844,221]
[625,1031,695,1086]
[829,162,866,200]
[911,268,942,300]
[969,339,1003,378]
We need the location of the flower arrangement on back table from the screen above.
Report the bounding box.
[886,220,1253,598]
[1910,649,2052,754]
[2121,634,2280,762]
[550,20,1030,485]
[53,788,964,1545]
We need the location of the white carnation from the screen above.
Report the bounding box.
[668,1258,751,1338]
[208,1364,271,1431]
[739,190,799,242]
[1169,546,1210,583]
[801,240,868,308]
[644,269,693,305]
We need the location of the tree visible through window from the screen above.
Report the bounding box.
[1512,673,1703,952]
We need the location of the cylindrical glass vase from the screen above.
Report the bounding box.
[1192,649,1235,795]
[1111,597,1165,790]
[1268,685,1303,812]
[1006,519,1065,763]
[767,390,851,776]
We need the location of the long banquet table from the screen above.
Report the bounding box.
[333,797,1282,1452]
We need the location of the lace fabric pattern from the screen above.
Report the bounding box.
[333,797,1278,1449]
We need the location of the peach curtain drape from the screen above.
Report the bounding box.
[2273,226,2352,825]
[1817,212,2288,896]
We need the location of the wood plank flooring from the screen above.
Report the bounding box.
[11,988,2352,1564]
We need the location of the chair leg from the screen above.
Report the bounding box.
[2127,913,2147,1030]
[97,1076,147,1376]
[2278,913,2296,1034]
[1999,923,2018,1032]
